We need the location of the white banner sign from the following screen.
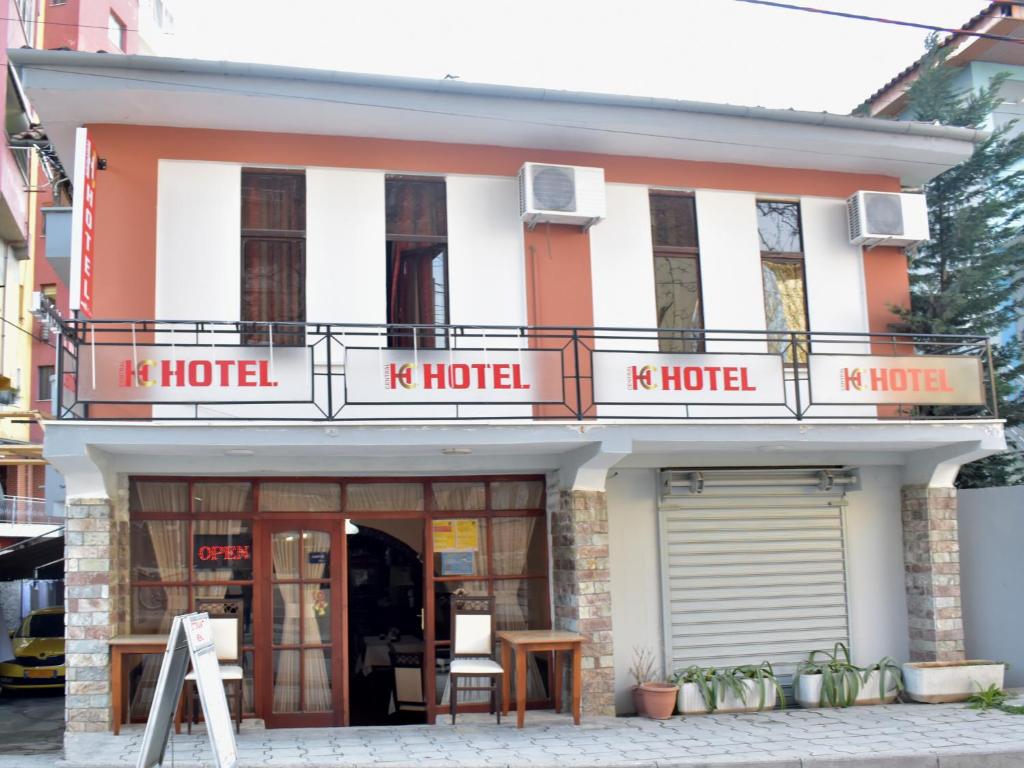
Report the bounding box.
[344,348,564,404]
[809,354,985,405]
[592,351,786,404]
[78,345,313,403]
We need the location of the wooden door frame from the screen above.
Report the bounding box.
[258,518,348,728]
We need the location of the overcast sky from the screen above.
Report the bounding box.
[161,0,988,115]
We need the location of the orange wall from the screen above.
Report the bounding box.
[85,124,909,327]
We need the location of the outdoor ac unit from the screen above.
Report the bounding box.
[847,191,930,247]
[518,162,606,230]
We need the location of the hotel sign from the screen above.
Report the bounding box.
[344,348,564,404]
[809,355,985,405]
[77,345,313,403]
[591,351,786,404]
[69,127,98,318]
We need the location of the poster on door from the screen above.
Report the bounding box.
[432,519,480,552]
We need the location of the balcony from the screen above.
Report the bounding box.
[0,495,63,525]
[48,320,998,424]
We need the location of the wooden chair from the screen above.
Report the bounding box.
[389,649,426,713]
[449,595,503,724]
[175,615,244,735]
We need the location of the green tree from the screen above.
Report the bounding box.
[895,34,1024,487]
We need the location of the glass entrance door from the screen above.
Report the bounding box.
[262,522,346,727]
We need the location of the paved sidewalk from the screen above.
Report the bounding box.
[47,697,1024,768]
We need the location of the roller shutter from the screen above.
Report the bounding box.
[658,468,853,681]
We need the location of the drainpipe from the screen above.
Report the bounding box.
[0,245,8,381]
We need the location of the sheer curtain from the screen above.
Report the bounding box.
[271,532,301,713]
[302,531,331,712]
[347,483,424,511]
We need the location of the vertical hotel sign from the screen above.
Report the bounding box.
[69,127,98,318]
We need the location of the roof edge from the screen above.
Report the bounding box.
[8,48,989,145]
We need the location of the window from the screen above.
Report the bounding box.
[650,192,704,353]
[40,284,57,306]
[38,365,53,402]
[757,201,809,362]
[385,177,448,348]
[107,12,126,50]
[51,0,68,5]
[241,170,306,346]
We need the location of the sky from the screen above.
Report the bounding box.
[160,0,990,115]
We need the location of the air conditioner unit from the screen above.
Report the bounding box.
[847,191,930,247]
[518,162,606,230]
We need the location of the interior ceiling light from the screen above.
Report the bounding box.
[345,519,360,535]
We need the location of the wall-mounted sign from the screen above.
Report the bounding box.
[344,348,563,404]
[77,345,312,403]
[69,127,98,318]
[432,519,480,552]
[440,551,476,576]
[194,534,253,571]
[808,355,985,405]
[591,350,786,404]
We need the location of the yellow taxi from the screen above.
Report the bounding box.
[0,606,65,691]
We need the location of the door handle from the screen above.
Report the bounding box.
[420,608,425,631]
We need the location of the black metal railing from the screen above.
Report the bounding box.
[51,319,998,422]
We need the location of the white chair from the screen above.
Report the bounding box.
[449,595,503,724]
[176,617,244,734]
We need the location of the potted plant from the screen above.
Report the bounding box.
[673,662,784,714]
[794,643,902,708]
[903,660,1006,703]
[628,646,678,719]
[628,646,655,717]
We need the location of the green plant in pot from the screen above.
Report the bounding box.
[629,646,677,719]
[673,662,784,714]
[794,643,902,708]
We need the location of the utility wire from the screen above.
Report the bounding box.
[733,0,1024,45]
[0,315,55,348]
[32,66,976,169]
[1,15,141,33]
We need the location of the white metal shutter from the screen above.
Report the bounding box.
[659,469,852,680]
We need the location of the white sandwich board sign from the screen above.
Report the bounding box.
[136,613,238,768]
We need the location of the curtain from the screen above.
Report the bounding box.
[133,481,188,514]
[432,483,485,511]
[194,483,252,514]
[386,243,447,349]
[271,532,301,713]
[302,530,331,713]
[346,483,424,512]
[260,483,340,512]
[490,481,544,510]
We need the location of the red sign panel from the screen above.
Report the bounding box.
[70,127,98,318]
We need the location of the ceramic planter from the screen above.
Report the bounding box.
[796,670,899,708]
[903,661,1005,704]
[632,685,647,717]
[636,682,679,719]
[677,678,778,714]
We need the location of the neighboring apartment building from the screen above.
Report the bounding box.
[861,0,1024,347]
[11,50,1005,734]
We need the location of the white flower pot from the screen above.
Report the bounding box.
[903,661,1006,704]
[796,670,899,708]
[677,678,777,714]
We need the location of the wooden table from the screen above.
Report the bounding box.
[109,634,169,735]
[497,629,584,728]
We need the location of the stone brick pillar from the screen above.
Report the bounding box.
[65,498,122,733]
[902,485,965,662]
[551,488,615,716]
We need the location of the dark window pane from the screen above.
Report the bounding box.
[757,201,803,253]
[650,194,698,249]
[241,238,305,346]
[386,179,446,238]
[654,255,704,353]
[762,258,809,361]
[38,365,54,401]
[193,519,253,581]
[242,172,305,232]
[386,242,448,348]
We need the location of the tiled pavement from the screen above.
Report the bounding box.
[29,696,1024,768]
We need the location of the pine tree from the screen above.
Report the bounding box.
[893,34,1024,487]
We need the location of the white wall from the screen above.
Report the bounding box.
[156,161,241,322]
[843,465,909,666]
[960,485,1024,685]
[606,469,662,714]
[694,189,766,351]
[306,168,385,327]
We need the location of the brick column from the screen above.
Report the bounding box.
[902,485,965,662]
[551,488,615,716]
[65,498,122,734]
